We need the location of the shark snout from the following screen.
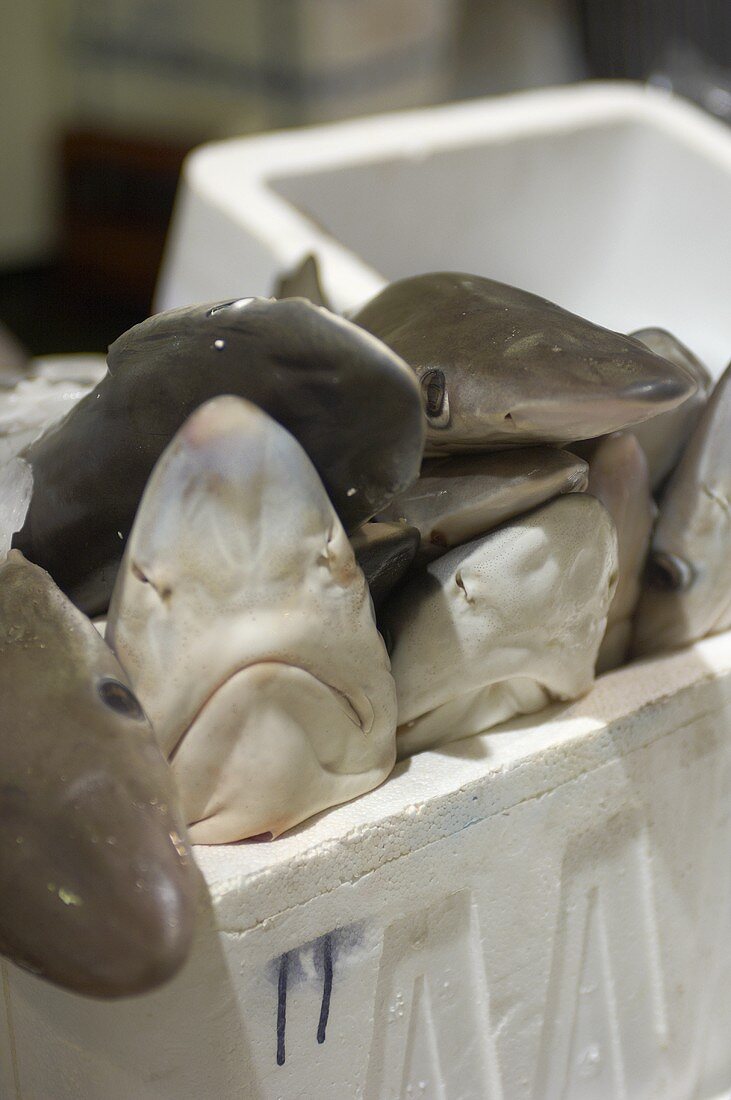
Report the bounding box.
[0,775,198,998]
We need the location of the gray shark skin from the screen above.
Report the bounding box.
[379,448,588,560]
[633,361,731,657]
[353,273,697,453]
[630,327,713,489]
[351,521,420,609]
[586,433,655,673]
[273,254,332,310]
[0,552,198,998]
[14,297,424,615]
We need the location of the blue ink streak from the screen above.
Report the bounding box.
[317,934,333,1045]
[276,953,288,1066]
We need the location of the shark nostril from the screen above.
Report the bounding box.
[132,562,149,585]
[131,562,172,603]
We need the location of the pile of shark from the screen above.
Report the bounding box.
[0,263,729,998]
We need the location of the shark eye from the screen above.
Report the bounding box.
[98,678,147,722]
[421,369,450,428]
[646,551,695,592]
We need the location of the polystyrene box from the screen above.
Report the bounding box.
[4,84,731,1100]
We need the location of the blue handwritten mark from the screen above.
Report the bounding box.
[316,933,334,1045]
[270,922,364,1066]
[276,952,289,1066]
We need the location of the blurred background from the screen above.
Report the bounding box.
[1,0,729,358]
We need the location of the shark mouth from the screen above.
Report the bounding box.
[169,660,372,765]
[167,661,379,844]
